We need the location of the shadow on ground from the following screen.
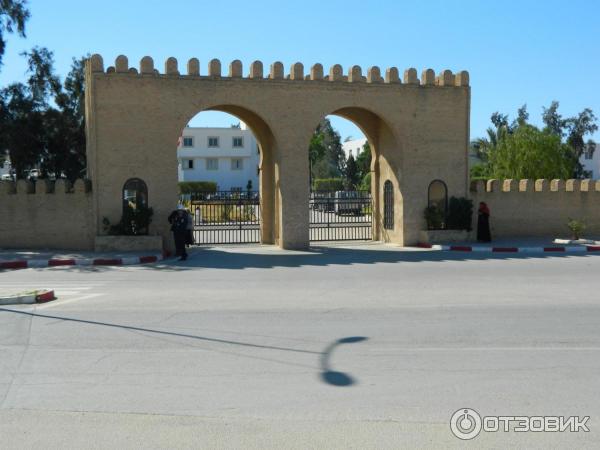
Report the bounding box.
[2,243,599,274]
[0,307,367,387]
[143,244,600,272]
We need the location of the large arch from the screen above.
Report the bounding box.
[85,55,470,251]
[306,106,405,242]
[177,105,277,245]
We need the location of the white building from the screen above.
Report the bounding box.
[581,142,599,179]
[177,123,260,191]
[342,138,367,160]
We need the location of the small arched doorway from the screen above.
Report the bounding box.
[427,180,448,229]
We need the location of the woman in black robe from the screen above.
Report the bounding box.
[477,202,492,242]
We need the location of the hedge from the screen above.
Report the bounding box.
[313,178,344,191]
[178,181,218,194]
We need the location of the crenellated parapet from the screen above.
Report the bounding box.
[88,54,470,87]
[0,179,92,196]
[470,179,600,193]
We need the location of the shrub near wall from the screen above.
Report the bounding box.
[313,178,344,191]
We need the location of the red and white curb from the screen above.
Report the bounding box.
[416,243,600,253]
[0,289,56,305]
[0,253,164,271]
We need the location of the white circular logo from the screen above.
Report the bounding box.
[450,408,482,440]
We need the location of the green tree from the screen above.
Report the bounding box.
[0,82,44,177]
[487,124,576,180]
[472,102,596,179]
[470,106,525,162]
[542,101,597,177]
[0,0,30,69]
[344,154,359,189]
[44,55,87,180]
[0,47,87,180]
[359,172,371,191]
[565,109,598,177]
[311,118,345,179]
[542,101,566,136]
[355,141,371,181]
[308,131,326,184]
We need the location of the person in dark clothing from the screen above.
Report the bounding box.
[477,201,492,242]
[168,205,189,260]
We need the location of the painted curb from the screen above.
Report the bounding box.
[0,254,164,271]
[35,289,56,303]
[0,289,55,305]
[416,243,600,253]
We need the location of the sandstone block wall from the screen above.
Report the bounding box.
[0,179,94,250]
[470,179,600,238]
[86,54,471,249]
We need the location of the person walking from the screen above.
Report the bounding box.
[477,201,492,243]
[168,204,189,260]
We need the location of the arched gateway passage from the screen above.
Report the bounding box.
[85,55,470,251]
[177,107,275,245]
[307,108,402,242]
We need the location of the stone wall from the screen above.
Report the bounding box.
[470,179,600,238]
[85,54,471,249]
[0,179,94,250]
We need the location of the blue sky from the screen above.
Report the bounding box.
[1,0,598,142]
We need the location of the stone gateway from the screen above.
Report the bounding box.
[84,55,470,251]
[1,54,598,252]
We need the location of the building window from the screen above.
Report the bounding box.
[584,143,596,160]
[231,158,243,170]
[383,180,394,230]
[233,137,243,148]
[208,137,219,147]
[182,159,194,170]
[182,136,193,147]
[206,158,218,170]
[427,180,448,229]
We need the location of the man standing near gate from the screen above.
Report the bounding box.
[168,204,189,261]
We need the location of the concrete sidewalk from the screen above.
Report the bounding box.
[0,249,164,270]
[417,237,600,253]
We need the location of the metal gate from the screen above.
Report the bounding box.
[184,191,261,244]
[309,190,372,241]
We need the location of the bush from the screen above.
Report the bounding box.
[446,197,473,231]
[103,205,154,236]
[359,173,371,191]
[178,181,217,194]
[424,205,445,230]
[313,178,344,191]
[567,218,586,240]
[469,164,489,181]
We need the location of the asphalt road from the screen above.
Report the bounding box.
[1,243,599,449]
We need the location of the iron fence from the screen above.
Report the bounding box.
[181,191,261,244]
[309,190,372,241]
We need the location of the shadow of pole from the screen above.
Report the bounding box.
[320,336,368,387]
[0,308,368,387]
